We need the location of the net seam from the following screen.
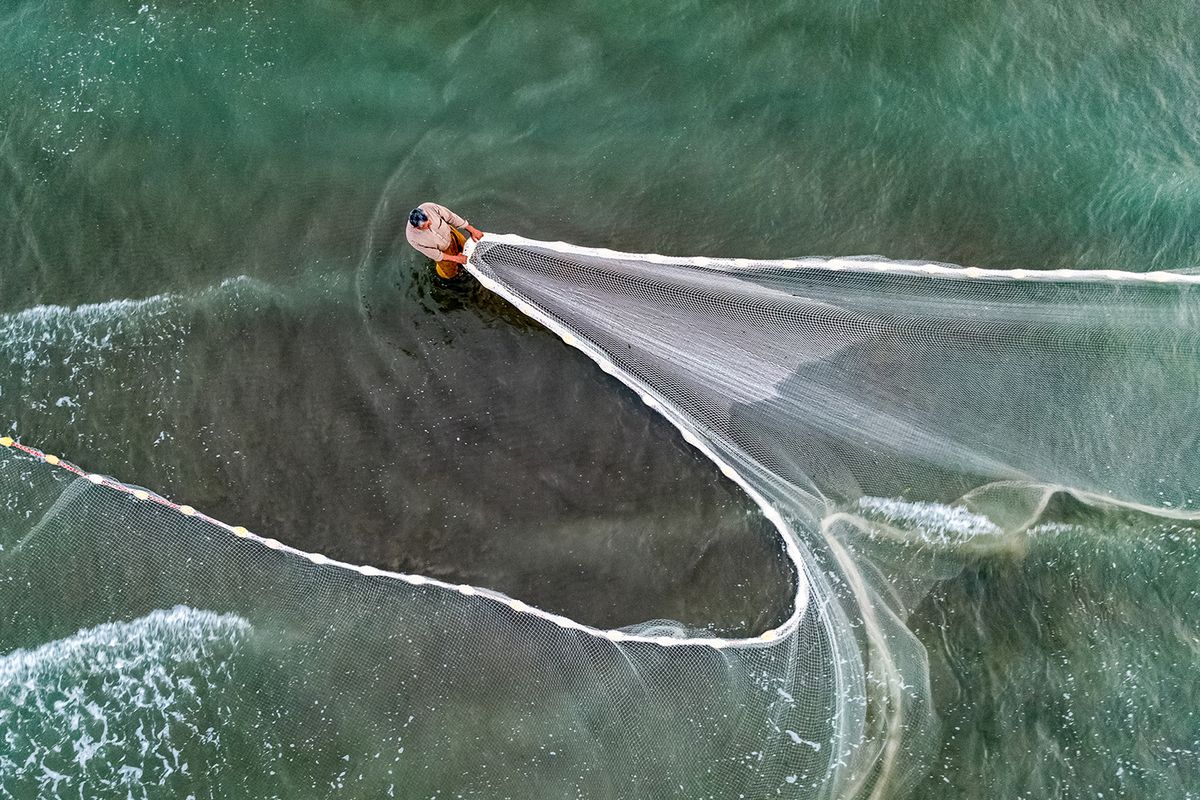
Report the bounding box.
[471,233,1200,284]
[0,435,773,649]
[463,238,811,646]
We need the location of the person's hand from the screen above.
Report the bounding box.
[444,252,468,264]
[465,224,484,242]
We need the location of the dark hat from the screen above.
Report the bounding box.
[409,208,428,226]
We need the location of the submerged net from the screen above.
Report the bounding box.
[2,234,1199,799]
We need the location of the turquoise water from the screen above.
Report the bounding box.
[2,0,1199,797]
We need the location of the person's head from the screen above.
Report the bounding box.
[409,208,429,228]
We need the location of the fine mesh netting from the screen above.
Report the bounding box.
[0,442,837,799]
[3,234,1199,799]
[465,236,1200,519]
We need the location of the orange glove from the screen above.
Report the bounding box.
[465,224,484,242]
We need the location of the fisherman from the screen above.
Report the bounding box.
[405,202,484,279]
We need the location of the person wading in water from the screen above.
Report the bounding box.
[405,202,484,278]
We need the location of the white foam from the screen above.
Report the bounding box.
[857,496,1002,542]
[0,293,177,332]
[0,606,252,794]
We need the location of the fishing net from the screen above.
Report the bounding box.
[2,234,1198,799]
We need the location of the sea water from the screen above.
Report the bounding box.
[1,0,1198,797]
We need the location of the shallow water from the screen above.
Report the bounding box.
[2,0,1199,797]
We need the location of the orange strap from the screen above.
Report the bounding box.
[435,227,468,278]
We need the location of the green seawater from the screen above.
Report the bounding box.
[1,0,1198,797]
